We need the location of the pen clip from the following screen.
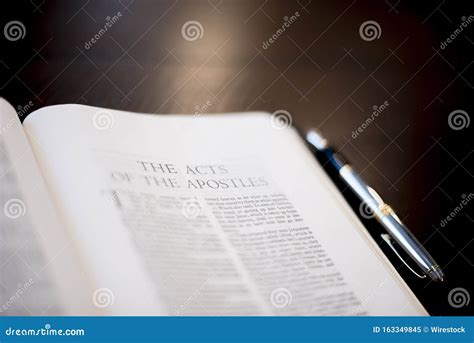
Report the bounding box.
[380,234,427,279]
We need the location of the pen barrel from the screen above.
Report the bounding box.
[339,165,375,203]
[379,216,434,272]
[339,165,439,277]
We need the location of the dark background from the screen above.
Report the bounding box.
[1,0,472,315]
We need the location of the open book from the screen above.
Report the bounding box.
[0,99,426,315]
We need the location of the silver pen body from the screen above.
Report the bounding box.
[306,129,444,281]
[339,165,444,282]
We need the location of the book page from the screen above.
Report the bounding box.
[23,104,427,315]
[0,99,92,315]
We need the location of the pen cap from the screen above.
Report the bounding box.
[306,130,328,151]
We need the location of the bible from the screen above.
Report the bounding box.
[0,98,426,315]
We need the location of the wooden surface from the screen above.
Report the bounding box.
[1,0,472,315]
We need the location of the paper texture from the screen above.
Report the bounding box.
[0,99,89,315]
[22,104,426,315]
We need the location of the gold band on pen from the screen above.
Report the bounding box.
[378,203,394,216]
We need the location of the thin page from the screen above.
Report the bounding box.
[23,104,426,315]
[0,99,90,315]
